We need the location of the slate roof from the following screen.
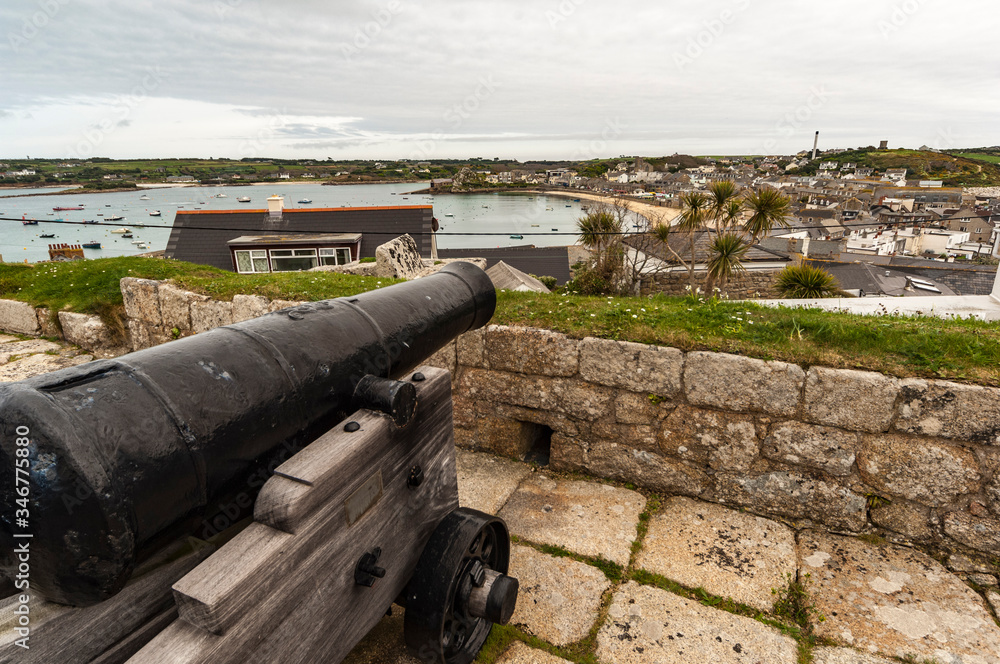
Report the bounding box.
[164,206,434,271]
[806,258,998,296]
[629,230,791,265]
[804,260,956,297]
[437,245,572,284]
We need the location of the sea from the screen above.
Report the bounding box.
[0,182,589,264]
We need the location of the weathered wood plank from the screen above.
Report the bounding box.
[0,546,211,664]
[90,607,178,664]
[131,367,459,664]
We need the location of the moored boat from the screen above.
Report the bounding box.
[105,215,125,221]
[82,241,101,249]
[53,206,84,211]
[39,233,55,238]
[111,228,130,234]
[238,196,251,202]
[22,219,38,226]
[149,210,161,216]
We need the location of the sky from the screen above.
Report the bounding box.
[1,0,998,161]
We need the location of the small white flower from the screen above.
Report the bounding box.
[632,314,637,318]
[590,314,596,317]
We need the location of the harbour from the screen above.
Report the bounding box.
[0,182,589,264]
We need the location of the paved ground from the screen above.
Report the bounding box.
[0,333,94,381]
[5,337,999,663]
[345,450,1000,664]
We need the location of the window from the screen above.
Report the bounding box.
[270,248,318,272]
[319,247,353,266]
[235,250,269,274]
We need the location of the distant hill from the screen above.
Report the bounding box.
[807,149,1000,186]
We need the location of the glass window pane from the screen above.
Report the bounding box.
[235,251,252,273]
[336,248,352,264]
[294,249,317,257]
[270,250,293,257]
[252,258,269,272]
[319,248,334,256]
[272,256,318,272]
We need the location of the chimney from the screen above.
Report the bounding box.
[267,195,284,219]
[811,131,819,160]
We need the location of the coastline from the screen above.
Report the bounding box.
[507,189,681,227]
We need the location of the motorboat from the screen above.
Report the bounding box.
[298,199,312,204]
[105,215,125,221]
[82,241,101,249]
[53,206,83,211]
[39,233,55,238]
[122,233,133,238]
[111,228,130,234]
[140,195,151,201]
[149,210,161,216]
[510,234,524,240]
[238,196,251,202]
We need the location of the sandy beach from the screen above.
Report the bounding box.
[526,189,680,227]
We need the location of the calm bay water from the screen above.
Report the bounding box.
[0,182,587,264]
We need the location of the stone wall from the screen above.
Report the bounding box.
[640,269,781,299]
[425,325,1000,558]
[3,279,998,557]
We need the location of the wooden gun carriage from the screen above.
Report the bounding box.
[0,263,517,664]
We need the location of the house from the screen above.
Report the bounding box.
[228,233,360,273]
[943,208,996,244]
[164,196,435,271]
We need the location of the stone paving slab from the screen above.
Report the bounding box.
[496,641,572,663]
[596,581,798,664]
[508,544,610,646]
[0,351,93,381]
[636,496,796,611]
[800,530,1000,664]
[813,647,896,664]
[456,450,532,514]
[498,474,646,565]
[0,338,63,363]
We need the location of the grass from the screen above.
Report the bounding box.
[0,257,998,386]
[954,152,1000,165]
[493,290,1000,386]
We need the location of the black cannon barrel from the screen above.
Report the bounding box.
[0,262,495,606]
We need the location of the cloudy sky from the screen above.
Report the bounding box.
[1,0,998,160]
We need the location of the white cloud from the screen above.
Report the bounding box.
[0,0,997,158]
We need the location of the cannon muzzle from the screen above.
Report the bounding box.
[0,262,495,606]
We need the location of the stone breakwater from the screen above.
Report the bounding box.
[1,279,998,557]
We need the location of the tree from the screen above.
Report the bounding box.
[706,233,748,292]
[573,198,674,295]
[775,265,841,298]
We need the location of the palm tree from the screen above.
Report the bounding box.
[576,208,624,285]
[678,191,709,289]
[742,188,791,243]
[706,233,749,292]
[707,180,740,235]
[775,264,841,298]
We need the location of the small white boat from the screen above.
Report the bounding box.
[546,207,553,211]
[136,243,149,249]
[216,193,228,198]
[131,240,144,245]
[445,213,454,217]
[110,228,130,234]
[149,210,161,217]
[238,196,251,203]
[139,195,150,201]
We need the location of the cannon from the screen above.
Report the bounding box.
[0,262,518,664]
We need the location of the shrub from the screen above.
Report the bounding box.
[531,274,558,290]
[775,265,841,299]
[359,257,376,263]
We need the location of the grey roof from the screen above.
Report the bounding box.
[228,233,362,245]
[486,261,551,293]
[805,260,957,297]
[165,206,434,270]
[437,245,572,284]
